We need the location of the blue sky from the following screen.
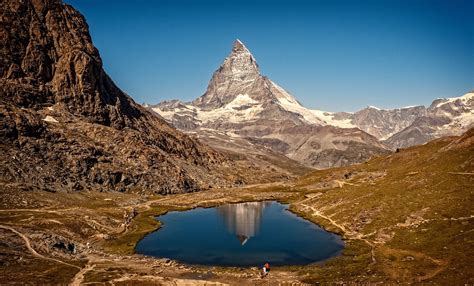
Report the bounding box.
[66,0,473,111]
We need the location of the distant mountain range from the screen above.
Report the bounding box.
[331,92,473,148]
[148,40,473,168]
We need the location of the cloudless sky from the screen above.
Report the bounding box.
[65,0,473,111]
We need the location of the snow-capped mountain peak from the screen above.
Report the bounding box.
[148,40,472,166]
[192,39,261,109]
[233,39,251,54]
[189,40,329,125]
[225,39,259,76]
[147,40,396,169]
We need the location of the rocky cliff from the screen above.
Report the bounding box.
[0,0,268,194]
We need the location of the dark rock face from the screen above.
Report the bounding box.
[0,0,240,194]
[2,0,140,127]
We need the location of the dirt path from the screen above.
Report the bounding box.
[109,275,230,286]
[70,262,94,286]
[0,224,80,270]
[298,202,377,263]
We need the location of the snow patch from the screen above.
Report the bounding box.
[194,94,263,123]
[226,132,241,138]
[151,108,175,121]
[151,94,263,124]
[310,110,356,128]
[435,92,474,108]
[226,94,258,108]
[446,110,474,128]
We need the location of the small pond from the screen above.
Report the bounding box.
[135,201,344,267]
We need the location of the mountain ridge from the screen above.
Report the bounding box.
[384,92,473,148]
[150,40,473,153]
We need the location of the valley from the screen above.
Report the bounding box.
[1,129,472,284]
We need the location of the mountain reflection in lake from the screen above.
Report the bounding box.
[217,201,270,245]
[135,201,344,266]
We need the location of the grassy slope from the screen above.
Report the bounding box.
[286,130,473,283]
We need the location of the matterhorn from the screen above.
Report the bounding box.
[150,40,389,168]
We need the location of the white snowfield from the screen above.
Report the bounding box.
[152,86,355,128]
[432,92,473,127]
[152,91,473,134]
[153,94,263,124]
[437,92,474,130]
[435,92,474,108]
[196,94,263,123]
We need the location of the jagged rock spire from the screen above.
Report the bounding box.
[232,39,249,53]
[224,39,259,76]
[193,39,261,109]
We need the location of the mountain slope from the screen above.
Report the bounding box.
[150,40,389,169]
[0,1,279,194]
[291,127,474,284]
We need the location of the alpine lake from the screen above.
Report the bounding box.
[135,201,344,267]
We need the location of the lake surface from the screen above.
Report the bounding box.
[135,201,344,267]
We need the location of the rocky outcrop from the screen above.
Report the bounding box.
[2,0,143,128]
[0,0,264,194]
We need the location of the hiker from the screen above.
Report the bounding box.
[261,262,270,278]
